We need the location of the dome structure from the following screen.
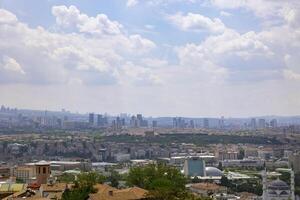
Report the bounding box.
[268,180,290,190]
[205,167,223,177]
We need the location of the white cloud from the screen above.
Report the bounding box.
[126,0,139,7]
[220,11,232,17]
[119,62,162,86]
[283,69,300,81]
[282,7,300,28]
[1,1,300,116]
[145,24,155,30]
[2,56,25,74]
[211,0,300,22]
[0,7,157,86]
[176,43,228,83]
[129,35,156,52]
[52,5,123,35]
[0,9,18,24]
[167,12,226,33]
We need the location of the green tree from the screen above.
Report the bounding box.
[75,171,105,190]
[62,171,105,200]
[127,164,191,200]
[57,173,76,183]
[237,148,245,159]
[220,176,230,187]
[108,170,120,188]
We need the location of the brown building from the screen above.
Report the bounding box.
[40,182,71,199]
[89,184,148,200]
[0,166,11,179]
[35,161,51,185]
[189,183,227,197]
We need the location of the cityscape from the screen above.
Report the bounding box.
[0,105,299,200]
[1,0,300,200]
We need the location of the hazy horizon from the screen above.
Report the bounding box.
[1,0,300,117]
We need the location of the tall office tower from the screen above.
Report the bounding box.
[219,116,225,129]
[152,120,158,128]
[183,157,206,177]
[258,119,266,129]
[141,120,148,127]
[97,114,103,127]
[189,120,195,129]
[116,117,122,129]
[136,114,143,127]
[121,118,125,126]
[270,119,278,128]
[103,116,108,126]
[130,116,137,128]
[203,118,209,129]
[178,117,186,128]
[111,120,116,131]
[173,117,178,128]
[89,113,94,125]
[0,105,5,112]
[178,117,182,128]
[250,118,257,129]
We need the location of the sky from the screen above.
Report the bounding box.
[0,0,300,117]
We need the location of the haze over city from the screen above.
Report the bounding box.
[1,1,300,200]
[1,0,300,117]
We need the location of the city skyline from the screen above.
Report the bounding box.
[1,0,300,117]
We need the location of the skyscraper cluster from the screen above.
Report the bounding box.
[130,114,148,128]
[89,113,108,127]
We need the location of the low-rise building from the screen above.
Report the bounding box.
[221,159,264,168]
[189,183,227,197]
[89,184,148,200]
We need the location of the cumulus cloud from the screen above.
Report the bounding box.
[52,5,123,35]
[2,56,25,74]
[175,27,281,83]
[210,0,300,21]
[126,0,139,7]
[167,12,226,33]
[119,62,162,86]
[0,9,18,24]
[1,1,300,116]
[220,11,232,17]
[0,7,157,86]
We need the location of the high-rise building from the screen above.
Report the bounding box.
[173,118,178,128]
[152,120,158,128]
[183,157,206,177]
[89,113,94,125]
[178,117,186,128]
[218,116,225,129]
[189,120,195,129]
[137,114,143,127]
[111,120,117,131]
[203,118,209,129]
[258,119,266,129]
[270,119,278,128]
[97,114,104,127]
[250,118,256,129]
[173,117,186,128]
[121,118,125,126]
[116,117,122,129]
[130,116,137,128]
[141,120,148,127]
